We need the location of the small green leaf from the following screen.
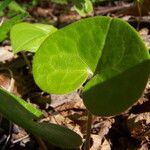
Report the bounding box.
[0,0,12,12]
[33,16,150,116]
[0,87,82,148]
[73,0,93,16]
[10,23,57,53]
[0,13,28,42]
[8,1,27,14]
[0,87,43,120]
[51,0,68,4]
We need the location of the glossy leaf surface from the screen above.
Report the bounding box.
[33,16,150,116]
[10,23,57,53]
[0,87,82,148]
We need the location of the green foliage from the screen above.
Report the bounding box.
[50,0,118,16]
[0,87,82,148]
[50,0,93,16]
[8,1,26,14]
[0,0,12,12]
[10,23,57,53]
[0,0,27,16]
[51,0,68,4]
[33,16,150,116]
[6,15,150,148]
[0,13,28,42]
[83,61,150,115]
[0,0,27,42]
[73,0,93,16]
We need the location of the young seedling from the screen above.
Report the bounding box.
[0,22,82,149]
[2,16,150,149]
[32,16,150,149]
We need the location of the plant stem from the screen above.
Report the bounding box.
[21,52,32,73]
[33,135,47,150]
[84,111,92,150]
[136,0,142,30]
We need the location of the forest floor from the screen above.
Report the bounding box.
[0,0,150,150]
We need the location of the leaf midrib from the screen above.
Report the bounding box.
[77,18,113,80]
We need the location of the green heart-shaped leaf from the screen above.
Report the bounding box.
[10,23,57,53]
[83,60,150,115]
[33,16,150,116]
[0,87,82,148]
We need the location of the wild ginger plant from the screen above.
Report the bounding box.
[0,16,150,149]
[32,16,150,149]
[33,16,150,116]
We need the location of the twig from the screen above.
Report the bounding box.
[0,17,4,26]
[12,135,29,144]
[136,1,142,30]
[1,121,13,150]
[95,4,132,15]
[84,111,92,150]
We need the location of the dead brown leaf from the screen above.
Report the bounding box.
[127,112,150,141]
[0,46,14,63]
[122,0,150,16]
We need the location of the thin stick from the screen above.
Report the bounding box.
[1,121,13,150]
[0,17,4,26]
[12,135,29,144]
[136,0,143,30]
[84,111,92,150]
[95,4,131,15]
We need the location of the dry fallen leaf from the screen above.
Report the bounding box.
[90,134,102,150]
[90,119,113,150]
[50,91,81,108]
[49,112,83,138]
[0,46,14,63]
[137,143,149,150]
[101,138,111,150]
[122,0,150,16]
[127,112,150,141]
